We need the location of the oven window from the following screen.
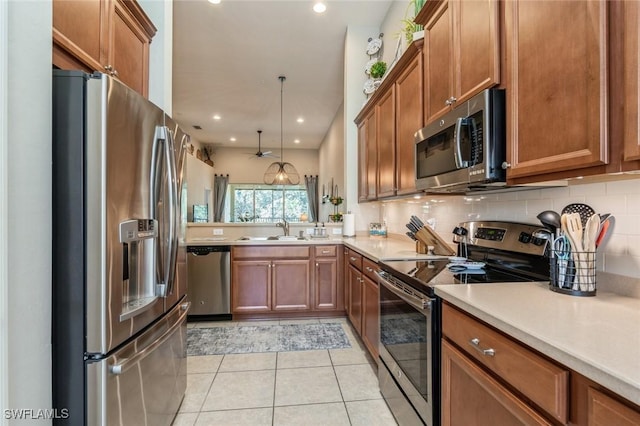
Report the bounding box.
[379,284,429,400]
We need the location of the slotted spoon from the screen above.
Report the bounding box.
[561,203,595,227]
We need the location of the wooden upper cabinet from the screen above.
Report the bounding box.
[395,52,423,196]
[357,120,368,202]
[623,0,640,163]
[53,0,107,72]
[365,110,378,200]
[109,0,155,97]
[419,0,499,124]
[504,0,608,181]
[423,1,453,123]
[376,87,396,198]
[53,0,156,97]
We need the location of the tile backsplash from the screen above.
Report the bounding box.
[380,177,640,279]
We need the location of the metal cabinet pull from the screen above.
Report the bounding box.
[350,256,357,261]
[469,338,495,357]
[365,266,373,272]
[322,250,330,254]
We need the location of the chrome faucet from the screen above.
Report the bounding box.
[276,220,290,236]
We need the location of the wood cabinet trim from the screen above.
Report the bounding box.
[443,303,569,423]
[441,340,552,426]
[587,387,640,426]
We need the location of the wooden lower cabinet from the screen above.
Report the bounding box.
[441,340,552,426]
[231,245,344,318]
[231,260,272,313]
[586,387,640,426]
[361,274,379,359]
[347,264,363,335]
[272,259,310,311]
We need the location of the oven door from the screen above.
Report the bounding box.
[378,272,435,425]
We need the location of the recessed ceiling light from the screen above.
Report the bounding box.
[296,117,304,123]
[208,0,221,4]
[294,139,300,144]
[313,2,326,13]
[230,137,236,142]
[213,114,221,120]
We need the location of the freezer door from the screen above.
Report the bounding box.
[87,299,189,426]
[163,116,189,311]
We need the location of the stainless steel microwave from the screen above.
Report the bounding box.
[415,89,506,193]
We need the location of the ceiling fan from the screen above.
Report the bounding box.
[247,130,279,159]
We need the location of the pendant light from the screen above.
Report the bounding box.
[264,76,300,185]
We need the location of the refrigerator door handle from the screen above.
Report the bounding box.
[110,301,190,375]
[164,127,178,297]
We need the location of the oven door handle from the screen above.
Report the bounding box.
[376,272,432,312]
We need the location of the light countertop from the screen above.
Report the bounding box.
[435,282,640,406]
[186,235,454,262]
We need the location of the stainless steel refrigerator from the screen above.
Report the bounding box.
[52,71,190,425]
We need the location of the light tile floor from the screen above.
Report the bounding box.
[173,317,398,426]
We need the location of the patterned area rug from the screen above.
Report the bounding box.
[187,323,351,356]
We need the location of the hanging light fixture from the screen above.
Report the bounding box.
[264,76,300,185]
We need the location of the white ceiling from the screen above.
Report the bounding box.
[172,0,393,152]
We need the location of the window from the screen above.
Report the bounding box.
[224,184,309,223]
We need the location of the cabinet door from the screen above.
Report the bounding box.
[441,340,552,426]
[456,0,499,103]
[587,387,640,426]
[366,110,378,200]
[623,0,640,162]
[272,259,310,311]
[361,274,379,359]
[505,0,608,180]
[109,0,153,97]
[347,265,362,335]
[395,53,423,196]
[315,258,338,310]
[376,87,396,198]
[424,0,453,124]
[357,120,369,202]
[53,0,107,72]
[232,260,271,313]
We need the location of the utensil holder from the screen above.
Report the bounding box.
[549,250,596,296]
[416,240,429,254]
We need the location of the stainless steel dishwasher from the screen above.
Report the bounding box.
[186,245,231,320]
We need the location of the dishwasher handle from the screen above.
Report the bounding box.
[187,245,231,256]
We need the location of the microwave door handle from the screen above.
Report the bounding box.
[468,117,480,165]
[454,117,469,169]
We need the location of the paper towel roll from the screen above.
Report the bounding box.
[343,213,355,237]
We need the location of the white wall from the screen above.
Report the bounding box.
[379,178,640,279]
[0,0,8,420]
[318,103,345,222]
[138,0,173,113]
[210,147,319,184]
[6,0,53,421]
[185,154,215,221]
[379,0,413,71]
[344,25,382,231]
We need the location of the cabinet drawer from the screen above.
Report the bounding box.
[314,245,337,257]
[362,258,379,282]
[346,249,362,270]
[232,245,310,259]
[442,303,569,423]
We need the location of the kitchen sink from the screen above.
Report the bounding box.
[236,236,308,241]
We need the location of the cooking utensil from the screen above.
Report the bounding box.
[406,222,420,234]
[561,203,595,227]
[537,210,561,236]
[562,213,586,291]
[553,235,571,288]
[411,215,425,228]
[583,213,600,292]
[595,214,613,248]
[406,231,417,241]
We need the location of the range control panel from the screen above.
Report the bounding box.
[454,221,549,256]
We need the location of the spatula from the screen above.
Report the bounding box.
[583,213,600,292]
[562,213,586,291]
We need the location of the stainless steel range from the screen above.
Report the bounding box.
[377,221,551,426]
